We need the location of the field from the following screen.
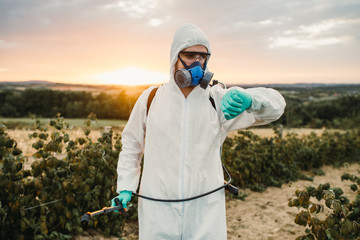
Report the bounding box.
[6,126,333,170]
[5,125,360,240]
[0,118,127,130]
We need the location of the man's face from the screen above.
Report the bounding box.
[175,45,208,72]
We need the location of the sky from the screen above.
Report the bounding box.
[1,0,360,86]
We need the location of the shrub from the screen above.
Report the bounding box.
[288,176,360,239]
[1,115,360,238]
[0,114,128,239]
[222,128,360,192]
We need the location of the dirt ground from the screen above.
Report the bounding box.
[225,163,359,240]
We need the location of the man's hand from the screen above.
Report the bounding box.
[221,89,252,120]
[111,190,132,211]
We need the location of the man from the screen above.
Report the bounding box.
[112,23,286,239]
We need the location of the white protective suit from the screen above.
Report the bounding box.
[116,23,286,239]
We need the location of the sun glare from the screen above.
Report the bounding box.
[91,67,169,85]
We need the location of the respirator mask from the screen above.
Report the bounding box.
[174,51,214,90]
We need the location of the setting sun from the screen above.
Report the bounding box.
[91,67,169,85]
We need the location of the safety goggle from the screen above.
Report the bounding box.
[178,51,211,63]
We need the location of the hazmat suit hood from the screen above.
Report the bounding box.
[169,23,211,87]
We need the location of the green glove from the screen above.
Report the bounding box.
[221,89,252,120]
[111,190,132,211]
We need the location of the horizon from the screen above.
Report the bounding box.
[1,0,360,85]
[2,79,360,87]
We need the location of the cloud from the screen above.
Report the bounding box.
[148,18,163,27]
[291,19,346,35]
[0,39,18,48]
[104,0,159,18]
[269,18,359,49]
[269,36,350,49]
[148,16,172,27]
[1,0,359,39]
[258,19,273,25]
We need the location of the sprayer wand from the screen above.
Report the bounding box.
[80,198,127,229]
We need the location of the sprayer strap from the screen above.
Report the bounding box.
[146,87,158,116]
[209,95,216,110]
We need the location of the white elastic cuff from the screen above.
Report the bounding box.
[249,96,262,112]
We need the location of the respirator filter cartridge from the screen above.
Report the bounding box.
[174,69,192,88]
